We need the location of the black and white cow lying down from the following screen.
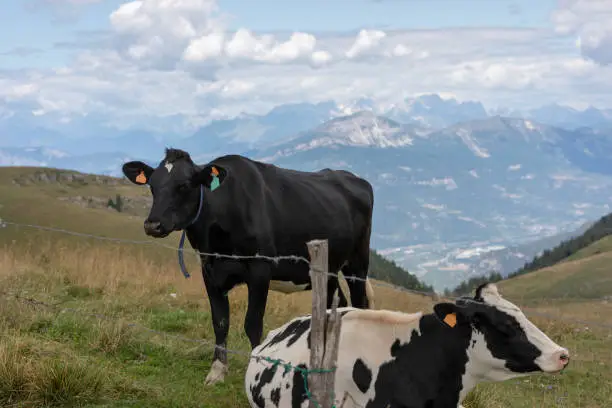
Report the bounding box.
[245,283,570,408]
[121,148,375,385]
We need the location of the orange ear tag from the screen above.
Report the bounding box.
[211,166,219,176]
[443,313,457,328]
[135,170,147,184]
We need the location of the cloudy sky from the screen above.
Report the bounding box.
[1,0,611,128]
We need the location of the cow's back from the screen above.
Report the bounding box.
[245,308,422,408]
[212,155,373,259]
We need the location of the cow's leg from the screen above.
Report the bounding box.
[244,260,271,348]
[343,223,374,309]
[342,256,371,309]
[327,276,349,308]
[202,263,230,386]
[343,271,369,309]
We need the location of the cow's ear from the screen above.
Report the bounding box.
[194,164,227,191]
[433,302,468,328]
[122,161,154,185]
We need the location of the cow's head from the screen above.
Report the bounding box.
[434,283,569,381]
[121,148,227,238]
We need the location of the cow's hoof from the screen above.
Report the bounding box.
[205,360,228,386]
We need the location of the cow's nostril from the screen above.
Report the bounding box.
[560,354,570,363]
[144,220,161,231]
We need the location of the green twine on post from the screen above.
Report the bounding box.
[262,356,337,408]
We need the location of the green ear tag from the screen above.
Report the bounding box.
[210,175,220,191]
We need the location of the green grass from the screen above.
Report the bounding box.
[499,248,612,302]
[565,235,612,262]
[1,166,611,407]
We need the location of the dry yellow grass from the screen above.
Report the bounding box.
[0,237,610,408]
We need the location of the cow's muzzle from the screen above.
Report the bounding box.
[144,220,170,238]
[541,348,571,374]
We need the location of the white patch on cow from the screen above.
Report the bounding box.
[164,161,174,173]
[343,308,422,326]
[461,329,516,400]
[246,307,421,408]
[269,280,309,294]
[205,360,228,386]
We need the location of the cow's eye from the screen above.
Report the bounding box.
[177,183,190,193]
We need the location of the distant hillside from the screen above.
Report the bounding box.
[498,241,612,302]
[449,234,612,300]
[448,212,612,296]
[507,212,612,279]
[369,250,434,293]
[445,271,503,297]
[0,166,431,294]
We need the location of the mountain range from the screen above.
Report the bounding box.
[1,94,612,290]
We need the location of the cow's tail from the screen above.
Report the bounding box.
[365,277,376,309]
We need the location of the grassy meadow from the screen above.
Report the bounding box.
[0,167,610,407]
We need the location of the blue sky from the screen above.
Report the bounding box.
[0,0,610,130]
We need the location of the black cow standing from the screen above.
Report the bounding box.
[121,148,375,385]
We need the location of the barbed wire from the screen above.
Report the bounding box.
[0,220,310,264]
[1,219,611,330]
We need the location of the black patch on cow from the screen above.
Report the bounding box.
[264,310,352,353]
[352,358,372,393]
[270,387,281,407]
[291,364,308,408]
[260,318,311,352]
[285,383,290,389]
[250,364,277,408]
[474,283,490,301]
[366,314,472,407]
[255,372,260,381]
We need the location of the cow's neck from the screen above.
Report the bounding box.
[460,329,530,399]
[391,314,473,407]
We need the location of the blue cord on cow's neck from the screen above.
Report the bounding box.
[178,185,205,279]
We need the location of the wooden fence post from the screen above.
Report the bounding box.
[307,239,342,408]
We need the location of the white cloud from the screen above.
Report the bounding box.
[551,0,612,65]
[345,29,387,59]
[311,50,333,67]
[109,2,327,69]
[183,32,225,61]
[7,84,39,99]
[224,29,273,60]
[223,30,319,64]
[3,0,612,130]
[196,79,255,98]
[109,0,222,68]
